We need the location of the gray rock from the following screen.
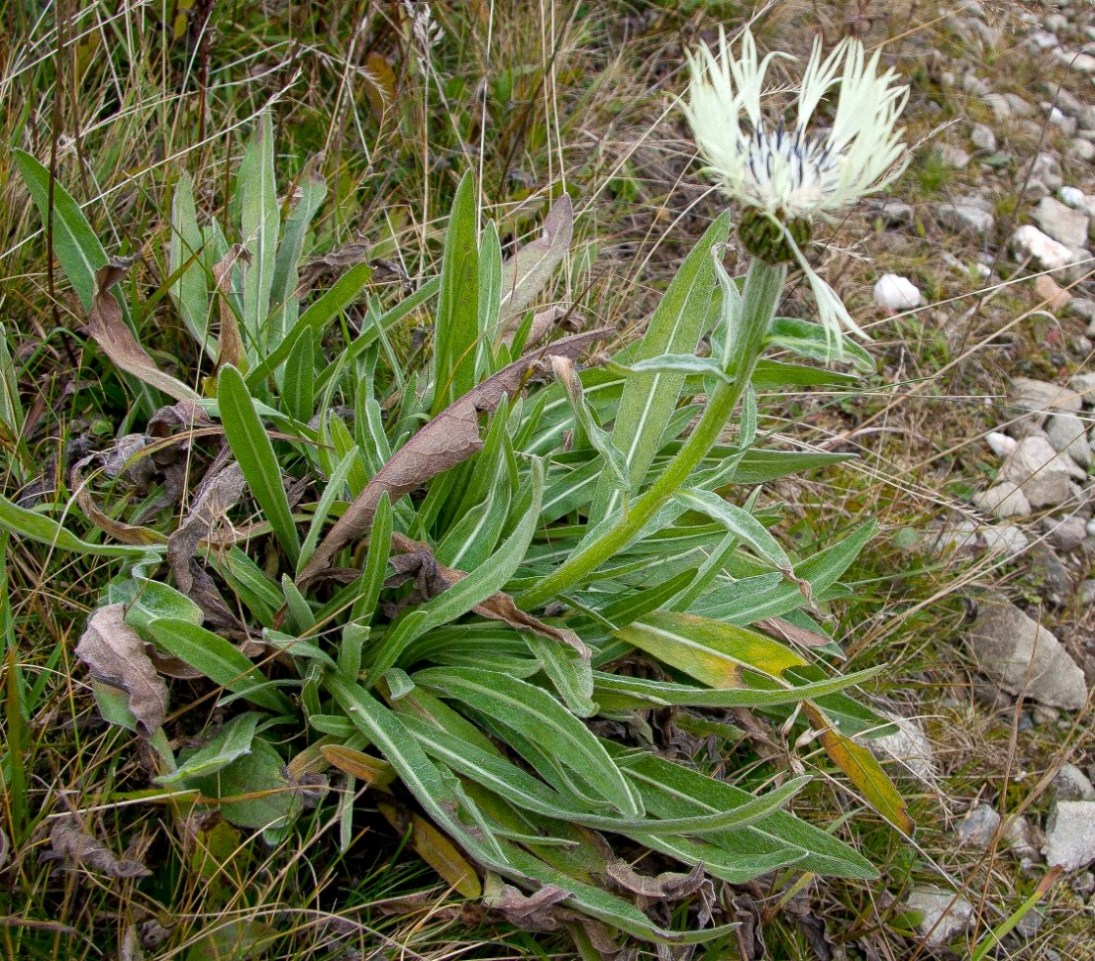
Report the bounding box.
[1061,51,1095,74]
[1046,412,1093,466]
[1032,152,1064,189]
[1068,299,1095,326]
[973,482,1031,518]
[1029,542,1073,604]
[866,712,936,782]
[937,144,971,169]
[1071,871,1095,897]
[1028,30,1060,51]
[878,200,913,227]
[1005,93,1036,117]
[1004,815,1041,860]
[981,93,1012,122]
[998,436,1074,506]
[1011,225,1076,271]
[1009,377,1084,418]
[961,72,991,97]
[939,196,995,235]
[1033,197,1091,248]
[959,803,1001,847]
[979,525,1031,556]
[966,594,1088,709]
[1052,763,1095,801]
[906,887,975,946]
[1045,801,1095,869]
[1068,371,1095,399]
[971,123,997,152]
[1079,579,1095,605]
[1042,515,1088,552]
[1060,185,1086,207]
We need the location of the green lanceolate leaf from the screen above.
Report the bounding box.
[412,666,643,817]
[768,316,874,372]
[192,735,301,830]
[217,365,301,566]
[433,170,479,413]
[146,617,293,715]
[0,494,164,558]
[238,112,279,352]
[676,488,791,572]
[590,213,729,524]
[269,153,328,341]
[247,262,373,392]
[363,459,544,685]
[155,713,261,786]
[592,666,883,711]
[169,173,215,355]
[14,149,108,311]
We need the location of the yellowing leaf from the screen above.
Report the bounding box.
[616,610,808,688]
[377,800,482,898]
[803,703,914,837]
[321,745,397,789]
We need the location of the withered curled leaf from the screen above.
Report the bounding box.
[75,604,168,737]
[87,261,199,403]
[44,815,152,879]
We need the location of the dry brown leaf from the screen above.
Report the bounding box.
[500,195,573,322]
[482,877,574,931]
[44,815,152,879]
[70,456,167,547]
[167,463,247,593]
[605,860,707,902]
[76,605,168,737]
[88,262,199,403]
[212,244,249,371]
[301,326,611,580]
[756,617,831,649]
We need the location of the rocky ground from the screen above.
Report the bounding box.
[822,1,1095,955]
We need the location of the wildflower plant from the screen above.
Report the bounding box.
[4,25,913,953]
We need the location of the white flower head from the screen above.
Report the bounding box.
[684,28,910,348]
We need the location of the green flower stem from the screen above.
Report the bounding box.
[522,257,786,609]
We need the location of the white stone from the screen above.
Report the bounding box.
[906,888,975,946]
[1046,413,1092,466]
[1028,30,1060,51]
[973,483,1031,518]
[981,93,1012,122]
[1011,225,1077,271]
[987,432,1018,458]
[1068,371,1095,401]
[999,436,1074,506]
[1052,764,1095,802]
[959,804,1001,847]
[1060,186,1085,208]
[980,525,1030,556]
[1033,197,1091,249]
[1045,802,1095,870]
[873,273,922,311]
[1049,106,1078,136]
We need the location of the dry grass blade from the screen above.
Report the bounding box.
[300,327,611,579]
[212,244,249,371]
